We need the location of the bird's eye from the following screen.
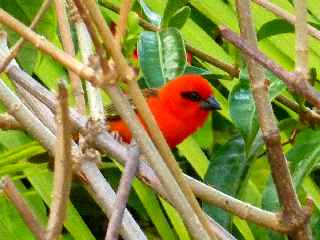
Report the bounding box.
[181,91,202,102]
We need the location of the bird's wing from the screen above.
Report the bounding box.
[105,88,159,121]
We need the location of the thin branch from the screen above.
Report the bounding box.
[0,113,22,130]
[219,26,320,109]
[81,161,147,240]
[83,0,133,81]
[71,9,105,119]
[9,64,292,235]
[102,0,239,78]
[105,144,140,240]
[46,82,73,240]
[0,176,46,240]
[0,9,97,83]
[115,0,132,45]
[275,95,320,124]
[15,84,56,134]
[235,1,311,239]
[295,0,309,77]
[54,0,86,114]
[253,0,320,41]
[0,0,52,73]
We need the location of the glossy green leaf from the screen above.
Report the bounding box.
[24,166,96,240]
[287,129,320,188]
[204,135,246,229]
[168,6,191,29]
[184,65,211,75]
[137,0,162,26]
[132,179,176,240]
[138,28,187,87]
[162,0,189,28]
[229,69,286,146]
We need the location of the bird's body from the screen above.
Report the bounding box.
[108,75,220,148]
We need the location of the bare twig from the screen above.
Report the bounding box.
[72,12,105,119]
[54,0,86,114]
[295,0,309,78]
[219,26,320,108]
[0,176,46,240]
[276,95,320,124]
[105,144,140,240]
[115,0,132,45]
[235,1,311,239]
[81,161,147,240]
[253,0,320,40]
[0,113,22,130]
[0,0,52,73]
[46,83,73,240]
[0,9,98,83]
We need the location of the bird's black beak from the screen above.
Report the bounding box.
[200,95,221,110]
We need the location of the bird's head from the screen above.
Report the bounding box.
[159,74,220,118]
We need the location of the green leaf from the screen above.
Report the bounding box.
[160,198,190,240]
[257,19,294,41]
[132,179,177,240]
[229,70,259,147]
[177,137,209,179]
[168,6,191,29]
[0,142,45,168]
[287,129,320,188]
[204,135,246,229]
[24,166,96,240]
[0,131,32,150]
[229,68,286,147]
[162,0,188,27]
[137,0,162,26]
[138,28,187,87]
[184,65,211,75]
[0,194,36,240]
[233,217,255,240]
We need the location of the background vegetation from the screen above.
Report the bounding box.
[0,0,319,239]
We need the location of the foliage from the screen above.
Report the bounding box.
[0,0,320,239]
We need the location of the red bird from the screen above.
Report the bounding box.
[107,75,220,148]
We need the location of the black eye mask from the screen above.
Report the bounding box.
[180,91,202,102]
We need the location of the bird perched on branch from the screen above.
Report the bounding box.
[107,74,221,148]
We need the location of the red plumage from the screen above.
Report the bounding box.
[109,74,216,148]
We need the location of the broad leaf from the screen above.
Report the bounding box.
[168,6,191,29]
[204,135,246,229]
[287,129,320,188]
[162,0,189,28]
[229,68,286,147]
[138,28,186,87]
